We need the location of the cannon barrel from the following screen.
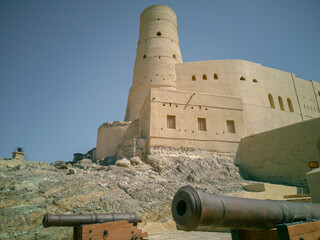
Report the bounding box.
[43,212,142,228]
[171,185,320,231]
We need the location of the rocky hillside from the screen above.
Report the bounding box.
[0,148,251,240]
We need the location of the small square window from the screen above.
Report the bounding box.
[227,120,235,133]
[167,115,176,129]
[198,118,206,131]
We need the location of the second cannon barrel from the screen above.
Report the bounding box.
[171,185,320,231]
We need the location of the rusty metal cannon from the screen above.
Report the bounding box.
[43,212,147,240]
[43,212,142,227]
[171,185,320,232]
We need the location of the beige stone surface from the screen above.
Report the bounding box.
[229,183,300,200]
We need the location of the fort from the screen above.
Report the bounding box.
[95,5,320,165]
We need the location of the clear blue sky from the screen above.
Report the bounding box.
[1,0,319,163]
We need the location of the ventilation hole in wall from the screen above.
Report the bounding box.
[156,74,158,76]
[169,103,172,107]
[169,74,171,76]
[179,129,181,131]
[150,79,152,82]
[240,76,246,80]
[199,106,201,110]
[157,31,161,36]
[159,56,161,59]
[191,106,194,109]
[318,91,320,96]
[173,54,176,58]
[192,75,196,81]
[205,108,208,110]
[184,130,187,132]
[144,76,146,78]
[158,18,160,21]
[163,103,165,106]
[143,54,146,59]
[163,78,165,80]
[214,73,218,80]
[161,128,163,130]
[176,105,178,107]
[192,131,194,133]
[253,79,258,83]
[203,74,207,80]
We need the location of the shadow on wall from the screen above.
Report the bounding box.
[235,118,320,189]
[317,137,320,159]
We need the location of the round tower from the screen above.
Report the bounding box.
[125,5,182,121]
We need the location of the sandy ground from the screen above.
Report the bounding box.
[141,221,231,240]
[147,230,232,240]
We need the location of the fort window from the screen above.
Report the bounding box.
[192,75,196,81]
[157,31,161,36]
[318,91,320,96]
[143,54,146,59]
[198,118,207,131]
[214,73,218,80]
[167,115,176,129]
[268,94,275,108]
[287,98,294,112]
[203,74,207,80]
[240,76,246,81]
[253,79,258,83]
[278,96,285,111]
[227,120,236,133]
[173,54,176,58]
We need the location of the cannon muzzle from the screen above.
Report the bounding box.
[43,212,142,228]
[171,185,320,231]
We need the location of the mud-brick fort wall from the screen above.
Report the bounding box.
[95,5,320,161]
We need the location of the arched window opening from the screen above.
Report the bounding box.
[157,31,161,36]
[287,98,294,112]
[203,74,207,80]
[143,54,146,59]
[278,96,285,111]
[268,94,275,109]
[173,54,176,58]
[253,79,258,83]
[240,76,246,81]
[214,73,218,80]
[192,75,196,81]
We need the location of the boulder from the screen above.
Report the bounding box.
[74,158,92,170]
[131,156,142,165]
[116,158,131,168]
[54,161,68,169]
[67,168,77,175]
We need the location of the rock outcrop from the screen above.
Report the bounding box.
[0,148,251,239]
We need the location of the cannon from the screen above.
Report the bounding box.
[171,185,320,232]
[43,212,142,227]
[43,213,147,240]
